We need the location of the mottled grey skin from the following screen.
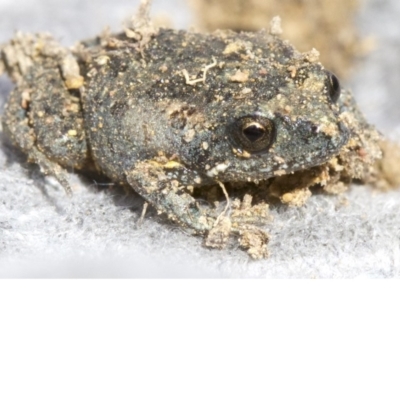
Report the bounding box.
[82,29,348,183]
[0,23,375,235]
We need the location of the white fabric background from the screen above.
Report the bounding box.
[1,0,400,278]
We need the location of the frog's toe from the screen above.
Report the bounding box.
[27,146,72,195]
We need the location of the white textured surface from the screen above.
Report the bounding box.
[1,0,400,278]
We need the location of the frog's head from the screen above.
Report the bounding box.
[176,30,351,183]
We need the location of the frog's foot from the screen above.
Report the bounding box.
[28,147,73,195]
[205,193,271,258]
[126,159,215,234]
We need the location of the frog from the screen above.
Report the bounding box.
[0,0,382,258]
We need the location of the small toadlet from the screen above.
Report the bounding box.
[0,1,382,258]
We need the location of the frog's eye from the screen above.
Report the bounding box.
[233,116,276,153]
[327,71,341,103]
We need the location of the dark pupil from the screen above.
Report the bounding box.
[328,72,341,103]
[243,124,265,142]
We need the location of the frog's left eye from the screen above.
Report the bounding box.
[327,71,341,103]
[232,116,276,154]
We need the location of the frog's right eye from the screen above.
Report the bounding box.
[232,116,276,154]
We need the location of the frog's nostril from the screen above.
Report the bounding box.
[311,125,319,134]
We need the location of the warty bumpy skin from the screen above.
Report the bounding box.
[0,5,382,258]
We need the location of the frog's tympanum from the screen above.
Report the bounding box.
[0,1,381,258]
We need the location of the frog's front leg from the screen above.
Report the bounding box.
[126,159,216,234]
[126,158,270,258]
